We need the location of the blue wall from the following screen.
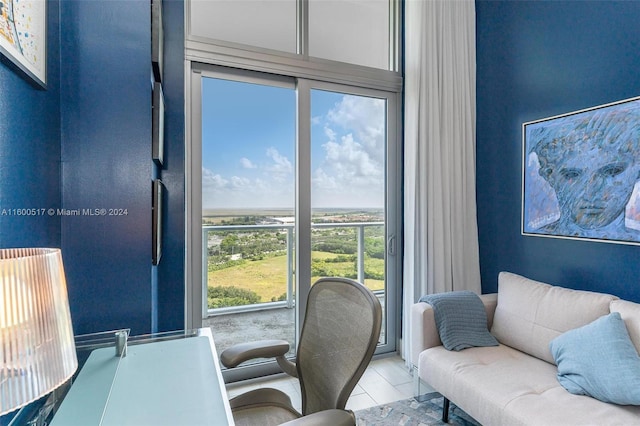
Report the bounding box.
[156,0,186,332]
[476,1,640,301]
[58,0,185,335]
[60,0,153,335]
[0,0,185,336]
[0,4,61,421]
[0,0,61,249]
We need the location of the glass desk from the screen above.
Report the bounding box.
[9,328,234,426]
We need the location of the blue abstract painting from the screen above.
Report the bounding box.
[522,97,640,245]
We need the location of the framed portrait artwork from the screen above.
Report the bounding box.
[522,96,640,246]
[0,0,47,88]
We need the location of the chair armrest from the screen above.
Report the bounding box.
[220,339,290,368]
[410,293,498,366]
[279,410,356,426]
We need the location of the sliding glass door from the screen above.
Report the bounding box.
[200,72,298,366]
[309,87,391,347]
[189,65,400,380]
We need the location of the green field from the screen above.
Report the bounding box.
[205,211,385,308]
[208,251,384,306]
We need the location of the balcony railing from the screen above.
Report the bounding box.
[202,221,384,317]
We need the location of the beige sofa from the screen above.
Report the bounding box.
[411,272,640,426]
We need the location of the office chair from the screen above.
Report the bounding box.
[220,277,383,426]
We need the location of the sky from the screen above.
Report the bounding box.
[201,77,386,211]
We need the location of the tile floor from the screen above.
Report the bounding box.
[226,354,433,412]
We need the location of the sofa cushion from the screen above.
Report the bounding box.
[550,312,640,405]
[490,272,617,364]
[418,344,640,426]
[610,299,640,354]
[419,344,560,426]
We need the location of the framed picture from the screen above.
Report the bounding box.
[152,179,163,265]
[522,96,640,246]
[0,0,47,88]
[152,82,165,166]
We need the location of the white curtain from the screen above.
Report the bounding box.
[402,0,480,363]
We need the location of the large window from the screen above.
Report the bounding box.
[187,0,400,72]
[189,0,297,54]
[309,0,390,69]
[185,0,402,381]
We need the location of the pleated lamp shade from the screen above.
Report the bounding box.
[0,248,78,416]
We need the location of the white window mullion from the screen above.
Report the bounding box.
[186,67,203,330]
[297,0,309,58]
[295,79,312,329]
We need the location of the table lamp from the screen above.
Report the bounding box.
[0,248,78,416]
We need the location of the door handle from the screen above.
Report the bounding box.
[387,235,396,256]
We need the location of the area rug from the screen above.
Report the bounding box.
[355,392,481,425]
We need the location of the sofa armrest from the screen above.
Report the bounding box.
[410,293,498,367]
[481,293,498,330]
[410,302,441,367]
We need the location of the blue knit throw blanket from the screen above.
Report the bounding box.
[419,291,498,351]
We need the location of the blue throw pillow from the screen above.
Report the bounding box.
[549,312,640,405]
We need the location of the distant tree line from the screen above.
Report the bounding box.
[207,225,385,308]
[207,286,286,309]
[210,229,385,262]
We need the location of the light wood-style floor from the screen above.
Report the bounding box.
[225,354,430,412]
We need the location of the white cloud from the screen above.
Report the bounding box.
[202,167,228,189]
[326,95,385,159]
[313,167,337,190]
[324,126,337,142]
[230,175,252,189]
[265,147,293,183]
[240,157,256,169]
[312,95,385,208]
[202,160,294,210]
[203,95,386,210]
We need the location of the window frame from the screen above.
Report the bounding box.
[187,65,402,376]
[185,0,403,90]
[184,0,404,369]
